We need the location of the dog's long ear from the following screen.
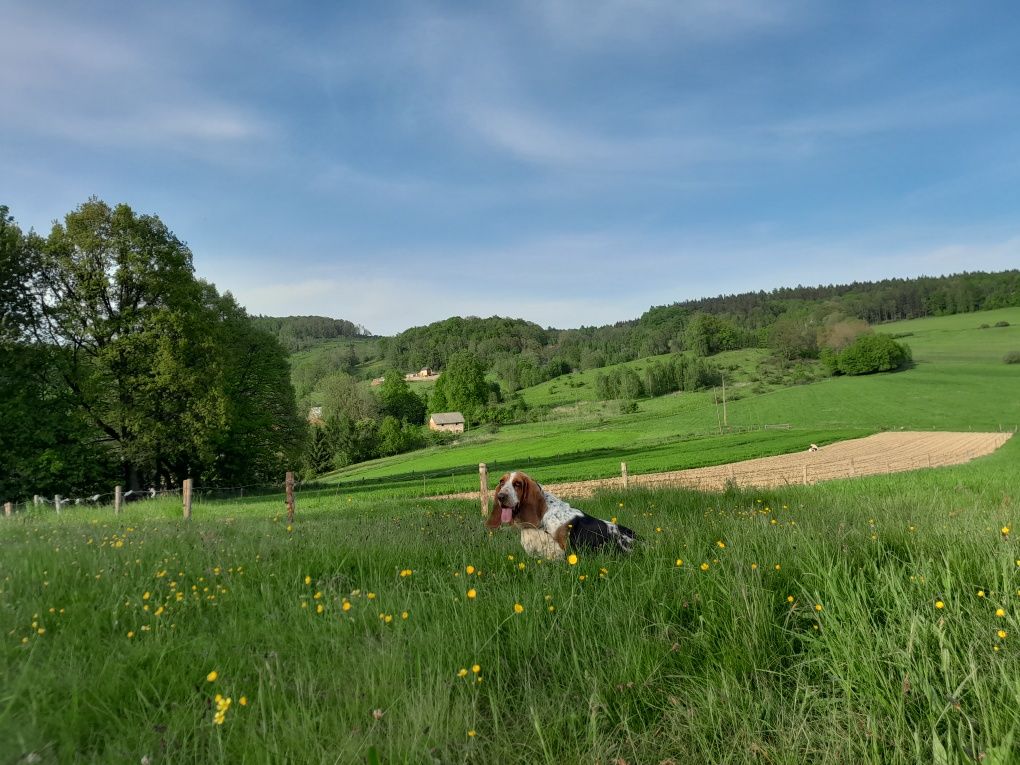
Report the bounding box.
[484,495,503,529]
[516,474,546,527]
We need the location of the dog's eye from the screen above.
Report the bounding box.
[513,481,521,488]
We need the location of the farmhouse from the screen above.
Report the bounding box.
[405,368,440,382]
[428,412,465,434]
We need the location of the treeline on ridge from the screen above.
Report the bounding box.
[367,270,1018,393]
[251,315,371,352]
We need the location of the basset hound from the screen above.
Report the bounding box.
[485,471,636,559]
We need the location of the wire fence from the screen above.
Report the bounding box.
[0,475,349,519]
[3,429,1015,519]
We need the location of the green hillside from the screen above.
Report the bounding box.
[323,307,1020,495]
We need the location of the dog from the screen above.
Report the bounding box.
[485,471,636,559]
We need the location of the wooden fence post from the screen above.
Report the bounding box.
[621,462,629,489]
[479,463,489,516]
[286,472,295,524]
[801,466,807,486]
[33,495,41,507]
[849,457,856,476]
[55,495,62,514]
[4,502,11,518]
[182,479,192,520]
[114,485,122,515]
[926,454,932,469]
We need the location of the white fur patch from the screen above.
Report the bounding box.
[520,528,564,560]
[538,490,583,535]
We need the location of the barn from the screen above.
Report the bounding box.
[428,412,465,434]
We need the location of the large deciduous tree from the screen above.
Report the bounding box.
[18,198,303,490]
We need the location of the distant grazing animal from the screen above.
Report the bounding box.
[485,471,636,560]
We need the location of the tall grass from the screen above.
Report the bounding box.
[3,439,1017,763]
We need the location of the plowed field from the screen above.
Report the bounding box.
[442,431,1013,500]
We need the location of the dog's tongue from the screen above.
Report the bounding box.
[501,506,513,525]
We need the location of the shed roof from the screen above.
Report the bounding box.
[430,411,464,425]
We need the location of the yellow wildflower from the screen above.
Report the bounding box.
[467,588,477,599]
[675,559,683,567]
[935,601,945,609]
[514,603,524,614]
[700,562,709,571]
[206,671,218,682]
[567,554,578,565]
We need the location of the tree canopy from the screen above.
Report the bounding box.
[1,199,305,498]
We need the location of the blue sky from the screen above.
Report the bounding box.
[3,2,1020,334]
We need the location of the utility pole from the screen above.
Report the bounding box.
[721,372,728,428]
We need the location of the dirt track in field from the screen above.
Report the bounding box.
[439,431,1013,500]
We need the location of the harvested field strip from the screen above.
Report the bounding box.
[442,431,1013,499]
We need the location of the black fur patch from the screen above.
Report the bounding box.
[567,514,637,553]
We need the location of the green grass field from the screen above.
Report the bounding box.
[4,307,1019,763]
[3,439,1018,763]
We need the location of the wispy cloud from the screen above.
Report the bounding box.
[0,4,273,154]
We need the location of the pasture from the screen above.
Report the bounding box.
[2,439,1018,763]
[325,307,1020,496]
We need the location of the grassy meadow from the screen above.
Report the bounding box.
[2,439,1018,763]
[3,307,1019,763]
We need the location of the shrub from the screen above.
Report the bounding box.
[1004,351,1020,364]
[829,334,912,376]
[995,320,1010,328]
